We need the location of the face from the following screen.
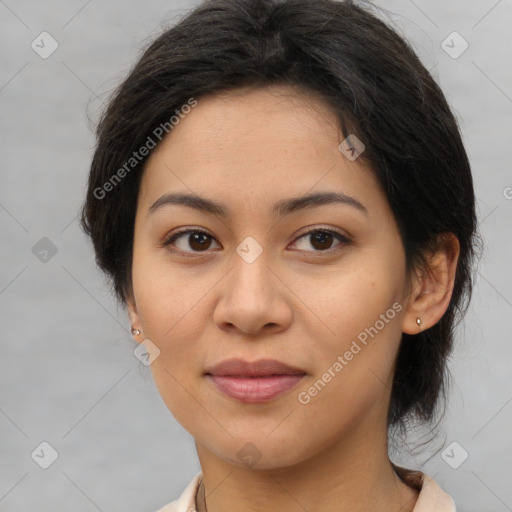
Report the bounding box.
[128,85,415,469]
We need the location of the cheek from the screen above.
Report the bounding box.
[297,257,405,402]
[131,241,215,340]
[303,260,403,348]
[131,248,207,402]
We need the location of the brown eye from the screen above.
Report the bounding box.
[309,231,335,250]
[162,227,349,256]
[291,228,349,253]
[163,230,220,253]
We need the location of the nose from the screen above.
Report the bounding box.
[213,249,293,336]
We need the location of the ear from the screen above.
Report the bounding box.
[126,292,143,344]
[402,233,460,334]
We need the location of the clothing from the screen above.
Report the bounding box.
[155,469,457,512]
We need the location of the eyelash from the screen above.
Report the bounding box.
[160,226,351,256]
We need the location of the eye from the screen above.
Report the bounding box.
[290,227,350,253]
[162,227,349,255]
[162,229,220,254]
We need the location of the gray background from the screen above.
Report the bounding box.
[1,0,511,511]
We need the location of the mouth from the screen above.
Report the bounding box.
[204,358,307,403]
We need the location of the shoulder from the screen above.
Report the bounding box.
[154,472,202,512]
[394,465,457,512]
[413,473,457,512]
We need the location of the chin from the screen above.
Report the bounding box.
[198,431,315,471]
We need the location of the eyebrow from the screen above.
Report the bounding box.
[147,191,368,218]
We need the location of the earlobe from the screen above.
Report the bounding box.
[126,294,143,342]
[402,233,460,335]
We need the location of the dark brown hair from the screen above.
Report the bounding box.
[80,0,481,433]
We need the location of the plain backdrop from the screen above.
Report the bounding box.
[1,1,511,511]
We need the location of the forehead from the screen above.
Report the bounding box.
[162,84,342,152]
[138,85,384,219]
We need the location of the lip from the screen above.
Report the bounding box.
[204,358,307,403]
[205,358,306,377]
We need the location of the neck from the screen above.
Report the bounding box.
[194,426,418,512]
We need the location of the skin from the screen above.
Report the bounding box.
[127,84,460,512]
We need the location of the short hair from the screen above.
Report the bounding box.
[80,0,481,433]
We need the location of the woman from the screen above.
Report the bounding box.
[80,0,480,510]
